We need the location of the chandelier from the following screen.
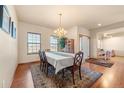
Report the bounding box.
[54,13,67,37]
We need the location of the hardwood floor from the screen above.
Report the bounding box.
[11,62,38,88]
[11,57,124,88]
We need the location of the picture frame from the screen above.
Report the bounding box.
[10,19,13,37]
[0,5,10,34]
[9,17,12,35]
[11,21,16,39]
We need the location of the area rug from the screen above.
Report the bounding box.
[86,58,114,68]
[30,64,102,88]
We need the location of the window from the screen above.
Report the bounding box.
[50,36,58,51]
[27,32,41,54]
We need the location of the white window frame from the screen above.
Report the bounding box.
[27,32,41,54]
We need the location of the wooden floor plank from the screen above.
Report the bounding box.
[11,57,124,88]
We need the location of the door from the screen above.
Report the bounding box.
[80,36,90,59]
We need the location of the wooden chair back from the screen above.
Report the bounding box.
[39,50,43,62]
[74,51,84,67]
[41,51,48,63]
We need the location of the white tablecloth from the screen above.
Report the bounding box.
[46,52,75,74]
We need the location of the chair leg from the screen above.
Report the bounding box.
[42,63,44,72]
[43,63,46,72]
[62,69,65,78]
[79,67,82,80]
[40,63,42,71]
[46,63,48,76]
[71,70,75,85]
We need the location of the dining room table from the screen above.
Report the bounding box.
[45,51,75,74]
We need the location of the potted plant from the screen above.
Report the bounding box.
[59,37,67,51]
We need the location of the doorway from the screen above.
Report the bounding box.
[79,35,90,59]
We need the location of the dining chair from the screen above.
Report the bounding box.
[42,51,54,76]
[39,50,45,72]
[63,51,84,84]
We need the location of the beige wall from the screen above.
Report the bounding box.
[90,26,124,57]
[66,26,78,53]
[0,6,18,88]
[18,22,53,63]
[78,26,90,36]
[103,36,124,56]
[77,26,90,54]
[99,28,124,56]
[66,26,90,53]
[90,31,97,57]
[18,24,90,63]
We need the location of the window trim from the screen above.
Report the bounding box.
[27,32,41,55]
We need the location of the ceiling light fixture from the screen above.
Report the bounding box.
[104,33,112,38]
[54,13,67,38]
[98,24,102,26]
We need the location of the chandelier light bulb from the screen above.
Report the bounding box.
[54,13,67,37]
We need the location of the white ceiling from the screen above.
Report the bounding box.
[15,5,124,30]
